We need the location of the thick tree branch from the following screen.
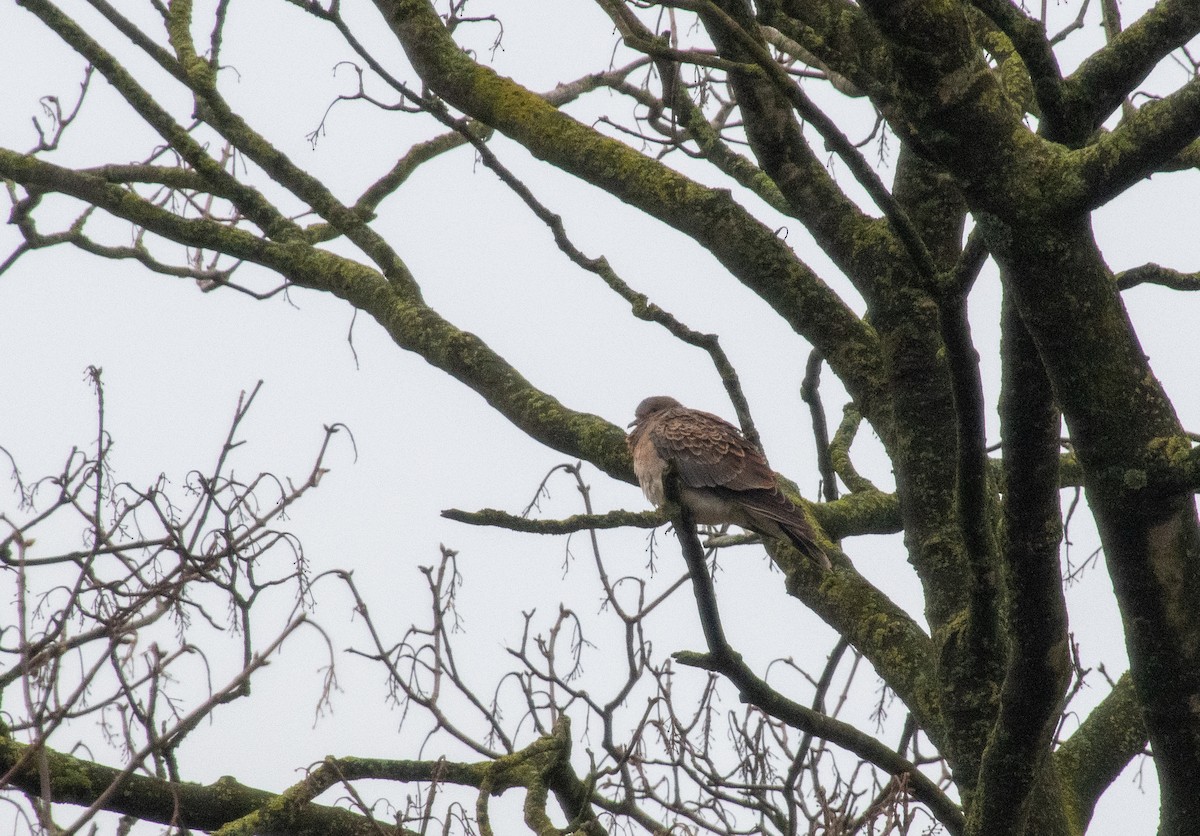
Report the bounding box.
[760,0,896,103]
[163,0,425,295]
[695,0,937,294]
[885,144,1002,802]
[370,0,891,430]
[314,60,651,244]
[966,0,1068,133]
[2,720,608,836]
[1066,0,1200,137]
[857,0,1079,224]
[984,211,1200,835]
[968,292,1070,836]
[763,530,948,757]
[1054,672,1148,828]
[1072,76,1200,210]
[5,2,1196,832]
[0,734,411,836]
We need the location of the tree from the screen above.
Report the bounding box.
[1,0,1198,834]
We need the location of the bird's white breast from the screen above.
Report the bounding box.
[634,440,736,525]
[634,444,668,507]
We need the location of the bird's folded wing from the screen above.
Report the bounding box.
[650,409,776,491]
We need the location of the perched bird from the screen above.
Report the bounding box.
[628,396,829,569]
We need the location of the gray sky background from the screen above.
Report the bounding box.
[2,1,1197,832]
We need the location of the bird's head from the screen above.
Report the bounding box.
[629,395,682,427]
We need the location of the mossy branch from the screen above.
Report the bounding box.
[1,716,610,836]
[443,489,900,540]
[968,292,1070,836]
[1066,0,1200,137]
[442,507,662,534]
[371,0,889,428]
[1116,263,1200,291]
[0,734,409,836]
[1053,672,1147,828]
[1072,75,1200,210]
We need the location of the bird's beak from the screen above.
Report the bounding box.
[627,418,638,428]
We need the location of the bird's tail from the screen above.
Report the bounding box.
[732,488,831,569]
[780,521,831,570]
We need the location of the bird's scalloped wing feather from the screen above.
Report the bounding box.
[650,407,776,491]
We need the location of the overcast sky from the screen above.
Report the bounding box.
[2,2,1197,832]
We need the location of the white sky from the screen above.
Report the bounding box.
[2,1,1197,832]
